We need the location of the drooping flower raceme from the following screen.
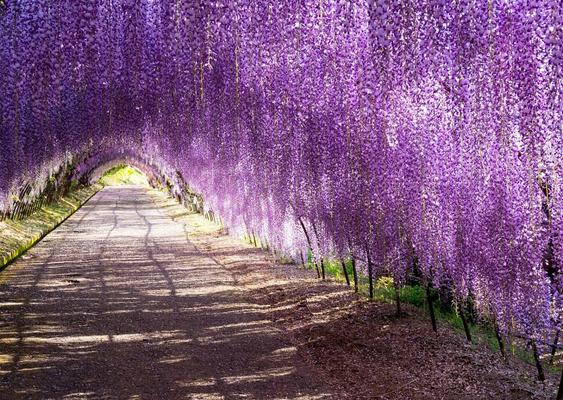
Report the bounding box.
[0,0,560,343]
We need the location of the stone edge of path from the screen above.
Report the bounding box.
[0,183,103,272]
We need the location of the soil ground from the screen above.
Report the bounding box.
[0,185,559,399]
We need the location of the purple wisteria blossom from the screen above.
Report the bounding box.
[0,0,560,342]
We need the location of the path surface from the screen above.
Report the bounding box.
[0,186,331,400]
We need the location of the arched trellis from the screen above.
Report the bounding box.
[0,1,560,379]
[75,147,206,214]
[74,148,167,187]
[0,146,206,221]
[86,159,157,185]
[0,154,79,222]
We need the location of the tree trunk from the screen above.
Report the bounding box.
[458,305,472,343]
[531,339,545,381]
[426,284,437,333]
[312,221,325,280]
[341,260,350,286]
[494,323,506,358]
[394,283,402,316]
[351,256,359,292]
[365,244,374,299]
[298,217,320,279]
[300,251,306,269]
[550,329,560,364]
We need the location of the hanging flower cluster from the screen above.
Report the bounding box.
[0,0,560,342]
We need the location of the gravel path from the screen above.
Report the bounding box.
[0,186,332,400]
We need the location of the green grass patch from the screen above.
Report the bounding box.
[0,184,102,270]
[99,165,148,186]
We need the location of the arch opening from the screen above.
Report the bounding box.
[98,165,149,187]
[0,146,206,222]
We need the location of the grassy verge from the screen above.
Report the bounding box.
[0,183,102,271]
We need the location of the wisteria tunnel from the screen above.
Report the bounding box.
[0,1,561,399]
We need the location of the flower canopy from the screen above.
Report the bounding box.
[0,1,561,340]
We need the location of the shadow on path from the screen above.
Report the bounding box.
[0,186,332,400]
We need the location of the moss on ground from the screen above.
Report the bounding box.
[0,184,102,270]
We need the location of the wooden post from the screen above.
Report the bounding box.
[341,260,350,286]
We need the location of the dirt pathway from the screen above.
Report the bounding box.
[156,191,560,400]
[0,186,334,400]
